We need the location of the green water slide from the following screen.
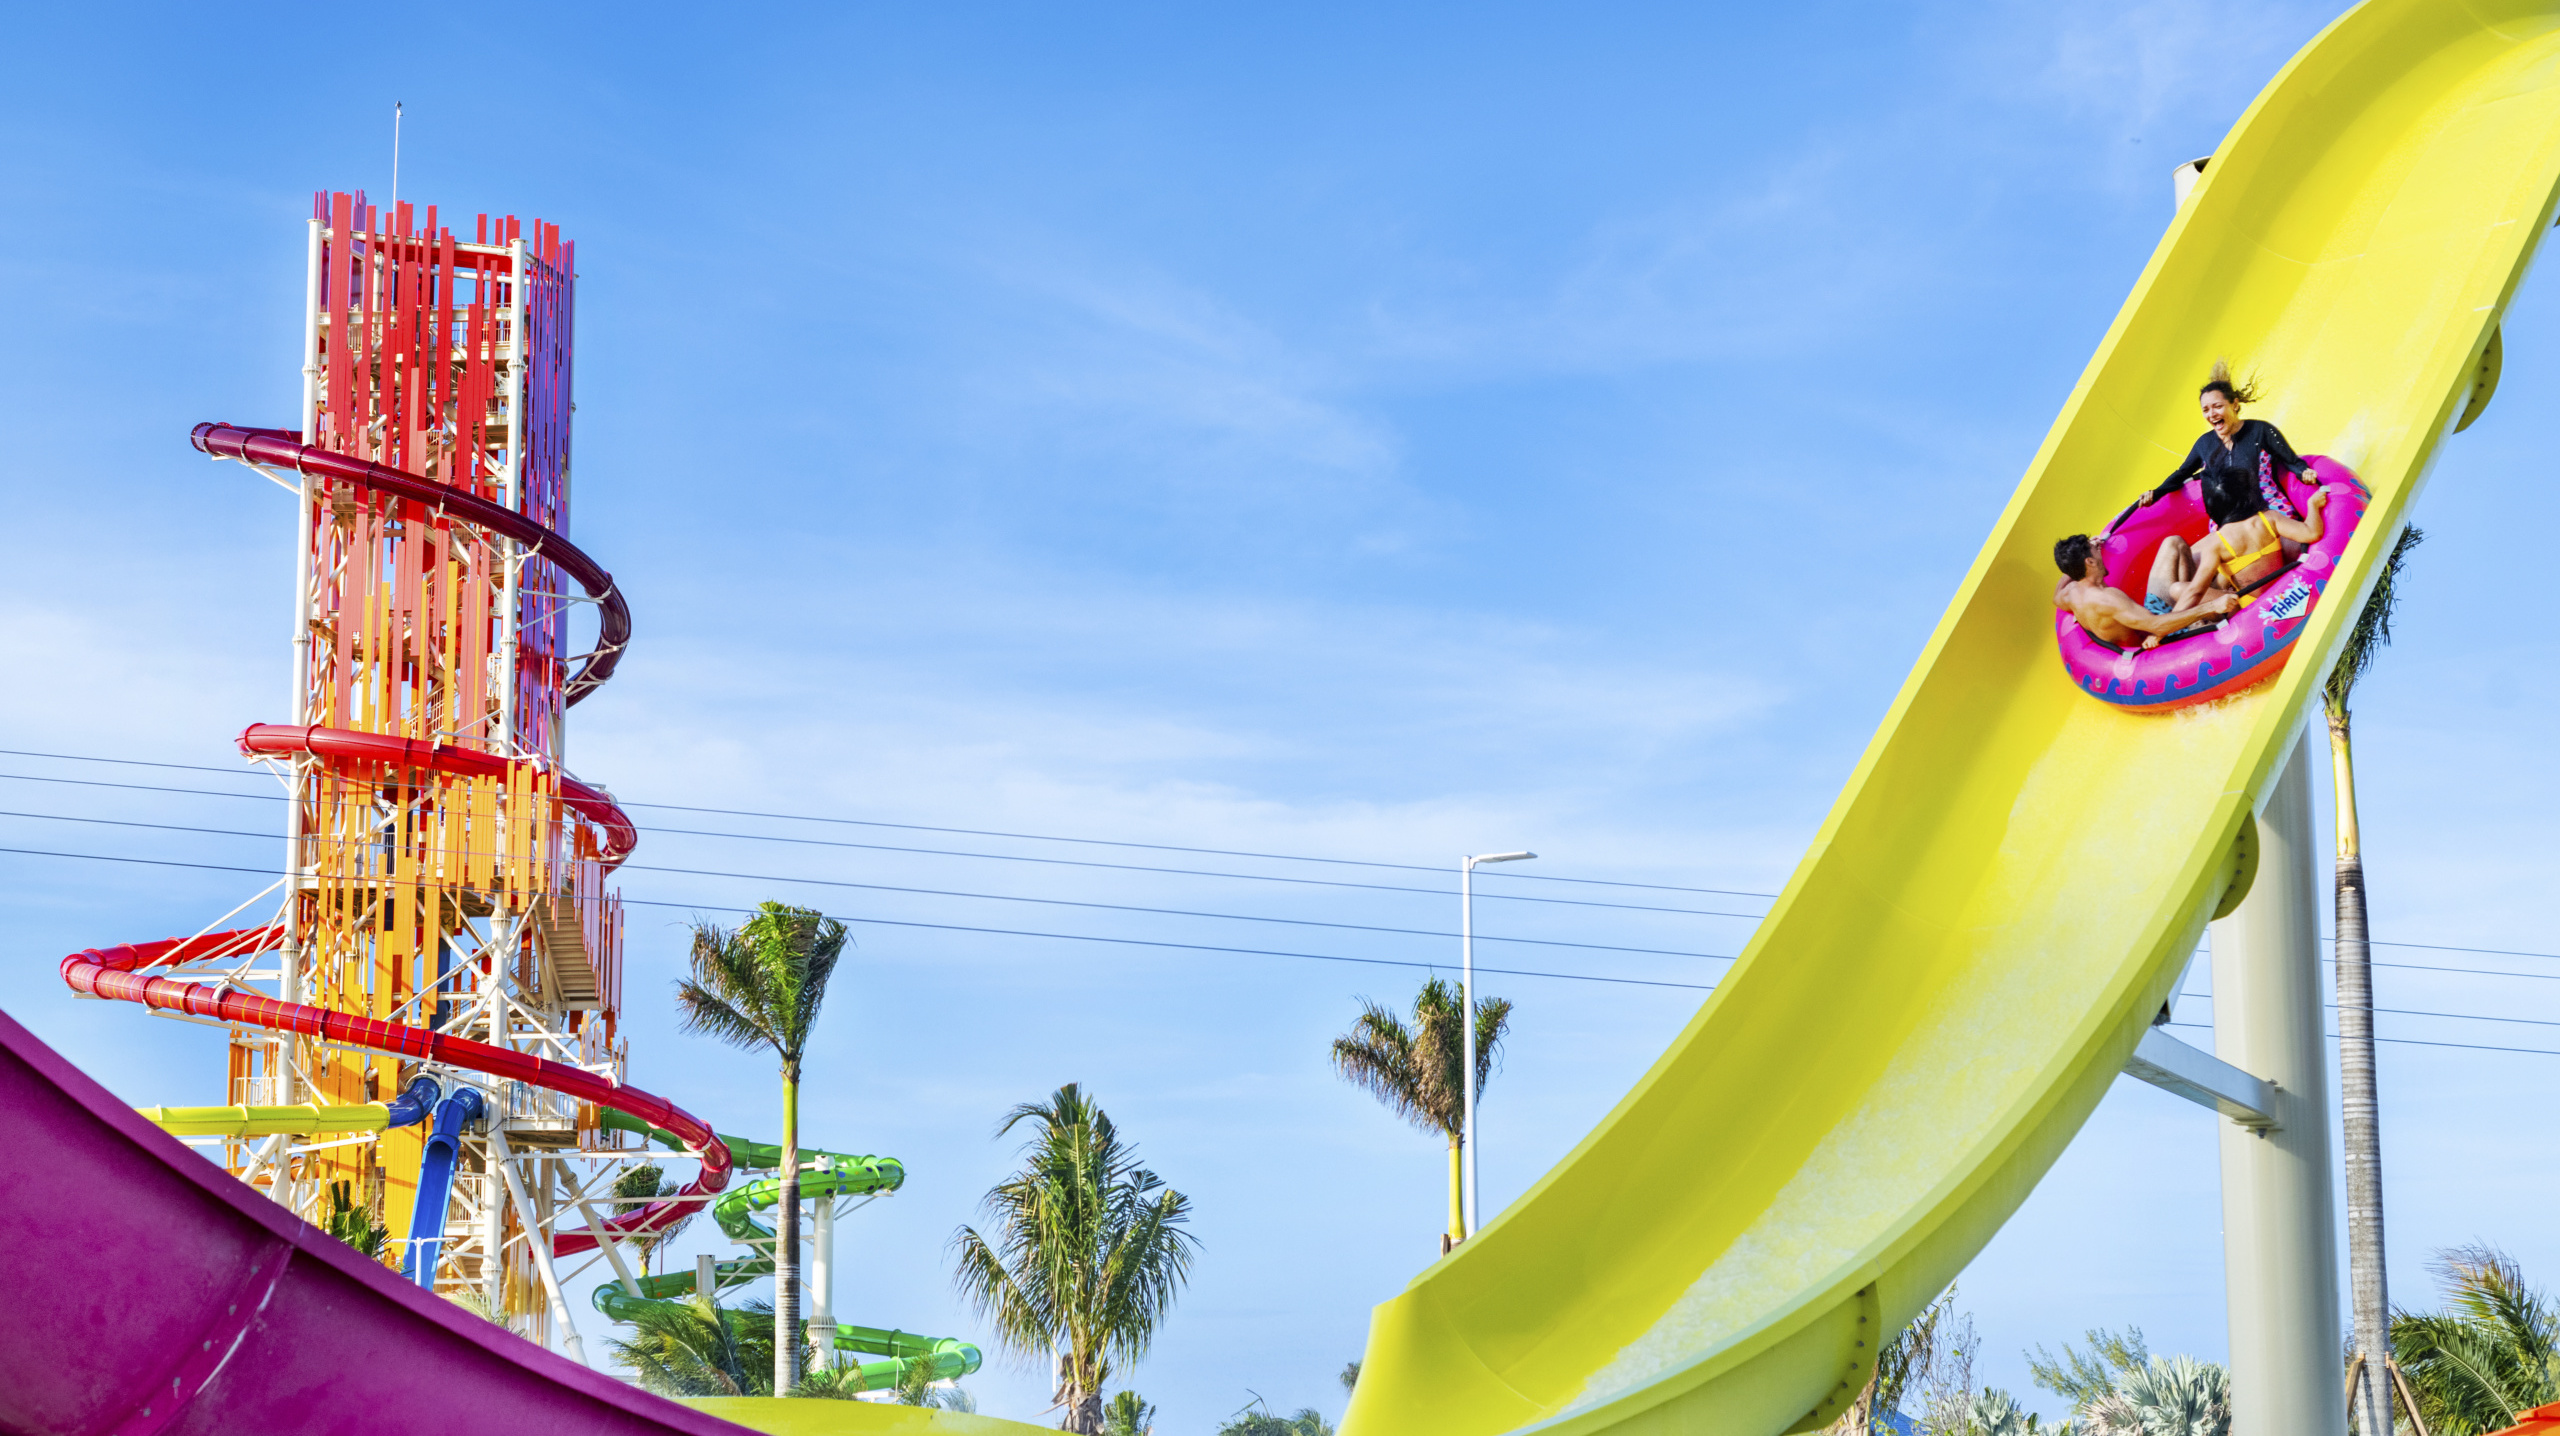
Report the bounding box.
[588,1111,983,1387]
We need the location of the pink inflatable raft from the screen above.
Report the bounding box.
[2056,454,2370,712]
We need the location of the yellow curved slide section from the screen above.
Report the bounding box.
[1343,4,2560,1433]
[137,1104,392,1138]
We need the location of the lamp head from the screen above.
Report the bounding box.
[1468,851,1537,865]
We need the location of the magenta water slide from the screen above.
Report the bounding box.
[0,1004,751,1436]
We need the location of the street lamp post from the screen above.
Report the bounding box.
[1461,850,1536,1241]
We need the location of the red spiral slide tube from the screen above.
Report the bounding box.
[234,723,639,868]
[189,423,630,703]
[68,421,715,1253]
[64,928,730,1250]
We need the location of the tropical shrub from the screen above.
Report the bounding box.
[2080,1354,2228,1436]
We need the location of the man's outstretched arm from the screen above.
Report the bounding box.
[2133,590,2241,641]
[2072,584,2233,637]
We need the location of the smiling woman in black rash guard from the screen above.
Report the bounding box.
[2140,360,2314,516]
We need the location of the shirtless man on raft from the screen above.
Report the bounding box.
[2052,533,2239,648]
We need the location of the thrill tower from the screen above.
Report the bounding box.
[231,191,627,1323]
[67,191,701,1350]
[60,190,979,1388]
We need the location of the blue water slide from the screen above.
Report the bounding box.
[401,1085,485,1287]
[384,1075,441,1128]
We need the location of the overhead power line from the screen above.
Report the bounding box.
[12,843,2560,1044]
[0,810,1743,962]
[0,746,1780,898]
[0,784,1757,918]
[616,896,1719,991]
[8,804,2560,977]
[2169,991,2560,1030]
[30,744,2560,961]
[2161,1019,2557,1061]
[0,844,1718,993]
[16,835,2542,1053]
[21,767,2560,973]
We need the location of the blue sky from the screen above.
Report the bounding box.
[6,1,2558,1428]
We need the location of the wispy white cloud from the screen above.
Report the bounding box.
[1355,142,1908,377]
[944,242,1411,518]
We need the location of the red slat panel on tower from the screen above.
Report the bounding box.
[383,238,405,477]
[436,233,457,484]
[331,502,358,728]
[355,213,376,466]
[406,231,425,475]
[423,513,446,741]
[460,298,485,498]
[398,499,422,735]
[328,194,352,449]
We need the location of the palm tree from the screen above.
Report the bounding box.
[608,1293,807,1397]
[2392,1246,2560,1435]
[1330,976,1512,1248]
[2079,1355,2230,1436]
[609,1163,696,1271]
[2329,524,2424,1436]
[1217,1408,1335,1436]
[324,1179,388,1261]
[675,901,849,1394]
[1952,1387,2043,1436]
[949,1084,1199,1434]
[1845,1293,1948,1435]
[790,1365,869,1400]
[1105,1391,1157,1435]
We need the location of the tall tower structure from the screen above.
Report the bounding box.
[255,193,609,1200]
[71,190,688,1352]
[68,188,969,1387]
[231,191,635,1336]
[258,188,619,1320]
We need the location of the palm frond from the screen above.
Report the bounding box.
[950,1221,1058,1359]
[1331,977,1511,1144]
[675,904,851,1064]
[790,1364,870,1400]
[610,1164,693,1261]
[608,1293,769,1397]
[1332,1003,1435,1135]
[2078,1354,2227,1436]
[1094,1179,1200,1369]
[2393,1245,2560,1435]
[2325,524,2424,719]
[2028,1325,2148,1409]
[1470,995,1513,1104]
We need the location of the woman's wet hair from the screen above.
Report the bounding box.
[2202,468,2267,526]
[2200,357,2262,406]
[2054,533,2095,579]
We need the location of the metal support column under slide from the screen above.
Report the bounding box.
[2214,731,2344,1436]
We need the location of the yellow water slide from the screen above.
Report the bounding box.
[1342,4,2560,1432]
